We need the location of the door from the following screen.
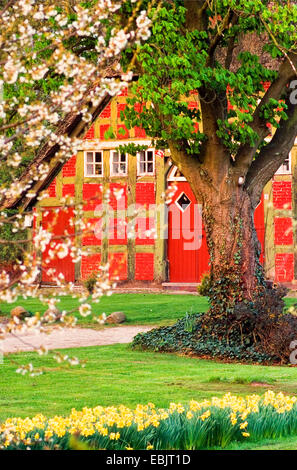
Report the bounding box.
[167,182,206,282]
[41,207,75,283]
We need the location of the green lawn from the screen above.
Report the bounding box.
[1,292,296,326]
[0,293,210,326]
[2,292,297,450]
[2,343,297,422]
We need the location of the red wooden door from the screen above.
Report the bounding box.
[167,182,206,282]
[41,208,75,283]
[167,183,265,282]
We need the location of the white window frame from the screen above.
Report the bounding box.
[84,150,104,177]
[110,150,128,176]
[137,149,155,176]
[275,152,291,175]
[167,165,187,181]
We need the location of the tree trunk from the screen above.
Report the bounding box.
[192,181,266,312]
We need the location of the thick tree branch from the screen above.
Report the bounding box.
[184,0,208,32]
[245,92,297,208]
[235,52,297,174]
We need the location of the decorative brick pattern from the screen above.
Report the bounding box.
[84,125,95,140]
[108,252,127,280]
[135,183,155,207]
[275,253,294,282]
[81,253,101,280]
[47,179,56,198]
[274,217,293,245]
[63,155,76,177]
[272,181,292,209]
[62,184,75,197]
[83,184,102,211]
[100,103,111,118]
[135,253,154,280]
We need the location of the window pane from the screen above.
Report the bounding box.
[113,163,119,174]
[86,152,93,163]
[140,162,146,173]
[86,164,93,175]
[120,153,126,162]
[113,152,119,163]
[147,162,153,173]
[95,152,102,162]
[120,163,126,174]
[95,164,102,175]
[147,151,153,161]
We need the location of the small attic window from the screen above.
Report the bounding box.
[84,151,103,177]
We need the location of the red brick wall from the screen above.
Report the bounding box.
[108,252,127,280]
[62,184,75,197]
[134,126,146,138]
[275,253,294,282]
[109,183,127,210]
[135,253,154,280]
[274,217,293,245]
[108,218,127,245]
[47,179,56,198]
[83,184,102,211]
[81,253,101,280]
[135,183,155,207]
[100,103,111,118]
[117,103,126,118]
[82,218,102,246]
[135,217,155,245]
[100,124,111,140]
[84,124,95,140]
[273,181,292,209]
[63,155,76,177]
[117,124,129,139]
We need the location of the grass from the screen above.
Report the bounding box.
[0,293,210,326]
[2,343,297,422]
[2,292,297,449]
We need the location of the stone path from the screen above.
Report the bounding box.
[0,325,154,353]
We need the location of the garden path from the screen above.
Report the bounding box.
[0,325,154,353]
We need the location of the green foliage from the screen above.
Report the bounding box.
[83,272,98,294]
[132,313,272,363]
[0,210,28,262]
[132,286,297,364]
[121,1,296,156]
[6,395,297,450]
[197,273,212,297]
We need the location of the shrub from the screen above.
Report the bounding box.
[132,285,297,364]
[83,272,98,294]
[197,273,211,296]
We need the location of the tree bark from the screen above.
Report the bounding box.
[169,143,265,311]
[196,185,264,309]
